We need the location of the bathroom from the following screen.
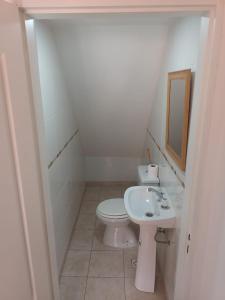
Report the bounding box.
[25,11,208,300]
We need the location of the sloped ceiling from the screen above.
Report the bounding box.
[44,15,170,157]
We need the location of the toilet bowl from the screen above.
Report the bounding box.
[96,164,159,249]
[96,198,137,248]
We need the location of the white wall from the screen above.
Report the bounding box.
[145,16,203,300]
[35,21,85,273]
[149,16,202,182]
[85,156,141,182]
[46,17,169,181]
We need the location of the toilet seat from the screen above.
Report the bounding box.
[96,198,128,219]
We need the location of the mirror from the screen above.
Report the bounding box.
[166,69,191,171]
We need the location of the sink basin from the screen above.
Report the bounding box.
[124,186,176,293]
[124,186,176,228]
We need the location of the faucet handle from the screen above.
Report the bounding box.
[158,191,167,202]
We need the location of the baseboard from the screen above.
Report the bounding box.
[86,181,137,187]
[58,182,86,278]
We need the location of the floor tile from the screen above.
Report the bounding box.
[92,223,121,251]
[155,264,162,280]
[99,186,122,200]
[60,276,86,300]
[62,250,90,276]
[76,213,96,230]
[129,222,140,237]
[80,200,100,214]
[83,186,100,202]
[85,277,125,300]
[88,251,124,277]
[70,229,94,250]
[60,183,166,300]
[124,247,138,278]
[94,218,102,228]
[121,183,136,196]
[125,277,166,300]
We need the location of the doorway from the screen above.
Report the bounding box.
[24,10,211,300]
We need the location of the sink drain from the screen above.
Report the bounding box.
[145,212,154,217]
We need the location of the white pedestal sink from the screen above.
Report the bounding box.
[124,186,176,293]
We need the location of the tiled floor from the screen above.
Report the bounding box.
[60,184,166,300]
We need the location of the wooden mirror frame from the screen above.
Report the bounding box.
[165,69,191,171]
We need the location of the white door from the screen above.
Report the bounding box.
[174,5,225,300]
[0,1,55,299]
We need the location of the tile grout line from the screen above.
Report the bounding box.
[81,247,90,299]
[59,183,87,279]
[121,185,127,300]
[91,186,100,252]
[61,275,128,279]
[62,184,90,299]
[123,249,127,300]
[69,248,121,252]
[83,188,100,300]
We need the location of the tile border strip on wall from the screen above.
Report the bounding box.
[48,129,79,169]
[147,129,185,188]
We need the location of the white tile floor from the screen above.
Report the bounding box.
[60,184,166,300]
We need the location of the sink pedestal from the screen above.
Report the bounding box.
[135,225,157,292]
[124,186,176,292]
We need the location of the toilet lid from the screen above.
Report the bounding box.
[97,198,128,218]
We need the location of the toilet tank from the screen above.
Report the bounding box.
[138,165,159,186]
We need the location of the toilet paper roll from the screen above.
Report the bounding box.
[147,164,158,178]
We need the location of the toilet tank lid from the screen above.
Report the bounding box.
[138,165,159,184]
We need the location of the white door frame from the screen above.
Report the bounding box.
[23,16,61,300]
[15,1,225,299]
[0,1,57,299]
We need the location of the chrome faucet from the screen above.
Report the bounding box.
[147,187,165,201]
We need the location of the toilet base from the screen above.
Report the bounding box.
[103,222,137,248]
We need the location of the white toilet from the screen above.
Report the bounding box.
[96,198,136,248]
[96,165,159,248]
